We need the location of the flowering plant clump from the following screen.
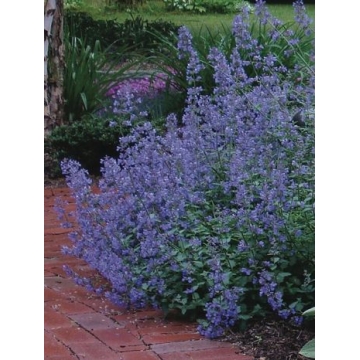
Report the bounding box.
[107,74,170,98]
[59,0,314,339]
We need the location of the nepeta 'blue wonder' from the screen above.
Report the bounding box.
[59,1,314,338]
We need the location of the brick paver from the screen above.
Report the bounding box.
[44,187,253,359]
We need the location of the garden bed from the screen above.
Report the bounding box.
[221,315,314,360]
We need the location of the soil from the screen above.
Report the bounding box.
[44,177,314,360]
[219,315,314,360]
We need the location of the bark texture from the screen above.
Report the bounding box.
[44,0,64,137]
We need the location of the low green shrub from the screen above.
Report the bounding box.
[108,0,145,10]
[64,0,84,10]
[46,115,127,175]
[44,140,64,179]
[163,0,207,13]
[64,11,180,55]
[163,0,254,14]
[65,11,125,51]
[202,0,254,14]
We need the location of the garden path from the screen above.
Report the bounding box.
[44,187,253,360]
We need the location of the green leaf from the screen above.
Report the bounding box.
[303,307,315,317]
[276,272,292,282]
[194,261,204,268]
[299,338,315,358]
[141,283,149,290]
[229,259,236,268]
[239,314,252,320]
[80,92,88,110]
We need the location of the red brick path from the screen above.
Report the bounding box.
[45,187,253,360]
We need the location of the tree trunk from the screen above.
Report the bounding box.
[44,0,65,137]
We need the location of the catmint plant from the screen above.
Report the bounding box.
[59,0,314,339]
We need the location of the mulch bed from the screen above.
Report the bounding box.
[219,315,314,360]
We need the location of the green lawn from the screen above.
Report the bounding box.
[78,0,315,34]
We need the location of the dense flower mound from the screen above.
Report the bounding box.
[59,1,315,339]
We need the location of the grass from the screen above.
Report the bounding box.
[75,0,315,34]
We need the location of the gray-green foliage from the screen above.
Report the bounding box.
[300,339,315,358]
[299,307,315,359]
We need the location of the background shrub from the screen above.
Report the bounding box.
[64,11,180,56]
[163,0,254,14]
[46,115,125,175]
[65,0,85,10]
[107,0,145,10]
[65,11,126,52]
